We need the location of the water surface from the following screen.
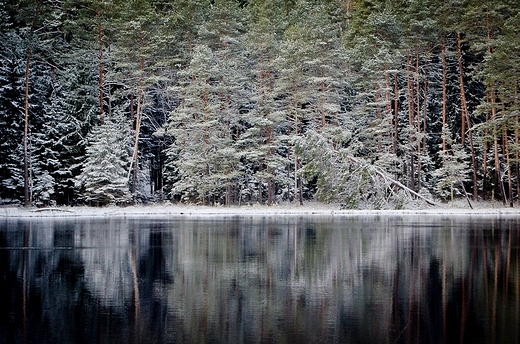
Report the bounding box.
[1,215,519,343]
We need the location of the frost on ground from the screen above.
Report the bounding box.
[2,200,520,218]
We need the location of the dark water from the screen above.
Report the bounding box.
[1,215,520,343]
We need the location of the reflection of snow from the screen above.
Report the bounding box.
[75,219,149,306]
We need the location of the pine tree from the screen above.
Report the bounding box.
[107,0,175,202]
[289,0,349,203]
[273,1,347,205]
[164,45,223,204]
[201,0,251,206]
[2,0,519,208]
[341,4,405,204]
[242,0,286,205]
[492,11,520,204]
[162,0,253,205]
[469,1,519,205]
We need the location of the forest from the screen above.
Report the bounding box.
[0,0,519,208]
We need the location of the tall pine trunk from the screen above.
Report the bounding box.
[501,98,513,207]
[490,86,503,203]
[97,9,104,125]
[441,43,447,158]
[503,120,513,207]
[259,53,275,205]
[130,38,145,197]
[457,33,478,199]
[203,86,210,205]
[406,55,415,191]
[375,83,382,152]
[393,73,399,154]
[23,49,31,207]
[515,81,519,204]
[483,7,493,200]
[416,55,422,190]
[321,66,326,128]
[23,10,39,207]
[384,72,392,149]
[267,125,274,206]
[422,75,428,174]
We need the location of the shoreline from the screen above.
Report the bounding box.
[2,203,520,218]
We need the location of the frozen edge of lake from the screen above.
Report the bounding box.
[2,203,520,218]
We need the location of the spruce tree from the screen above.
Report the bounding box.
[76,117,132,205]
[0,10,26,203]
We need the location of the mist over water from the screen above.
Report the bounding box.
[1,215,519,343]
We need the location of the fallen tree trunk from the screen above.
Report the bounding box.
[31,207,74,213]
[348,156,441,207]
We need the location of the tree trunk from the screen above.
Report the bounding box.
[129,46,145,197]
[490,87,503,203]
[347,156,440,207]
[226,178,231,207]
[321,67,326,128]
[384,72,392,150]
[23,49,31,207]
[97,9,104,125]
[457,33,478,199]
[267,125,274,206]
[457,34,467,147]
[483,5,500,202]
[294,113,301,206]
[483,110,489,200]
[294,142,298,206]
[504,121,513,207]
[416,55,422,190]
[203,86,210,205]
[130,93,134,129]
[502,98,513,207]
[515,81,519,204]
[423,75,428,160]
[393,73,399,154]
[441,43,447,158]
[406,55,415,191]
[375,83,382,152]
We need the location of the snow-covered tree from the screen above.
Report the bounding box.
[163,0,252,206]
[240,0,286,205]
[164,45,223,204]
[272,0,348,205]
[76,117,132,205]
[433,141,471,202]
[0,21,26,204]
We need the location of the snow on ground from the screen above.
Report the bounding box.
[2,200,520,218]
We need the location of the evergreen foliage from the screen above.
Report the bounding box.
[76,117,132,205]
[1,0,520,207]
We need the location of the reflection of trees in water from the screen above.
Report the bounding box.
[157,216,520,343]
[1,217,520,343]
[0,219,117,342]
[76,219,149,306]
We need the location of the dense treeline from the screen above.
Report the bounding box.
[0,0,519,208]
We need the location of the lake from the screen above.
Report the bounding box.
[1,215,519,343]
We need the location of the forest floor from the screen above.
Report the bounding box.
[2,200,520,218]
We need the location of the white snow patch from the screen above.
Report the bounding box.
[2,200,520,218]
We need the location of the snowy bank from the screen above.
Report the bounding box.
[2,202,520,218]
